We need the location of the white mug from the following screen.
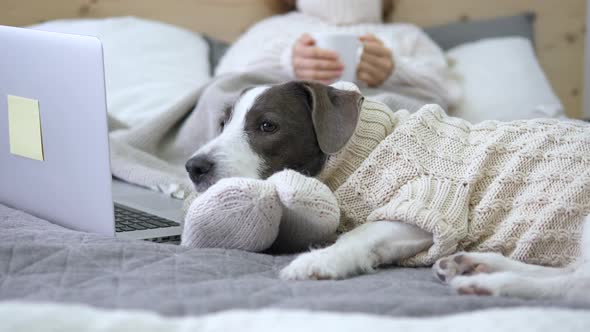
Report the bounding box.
[311,32,363,83]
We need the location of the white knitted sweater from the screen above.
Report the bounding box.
[321,101,590,267]
[216,12,461,108]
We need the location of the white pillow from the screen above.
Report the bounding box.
[447,37,565,123]
[30,17,211,125]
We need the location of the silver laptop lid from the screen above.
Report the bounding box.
[0,25,115,236]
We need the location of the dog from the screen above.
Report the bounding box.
[185,81,590,301]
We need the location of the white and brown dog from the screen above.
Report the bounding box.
[185,81,590,301]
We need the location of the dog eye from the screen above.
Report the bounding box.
[219,120,226,131]
[260,121,278,133]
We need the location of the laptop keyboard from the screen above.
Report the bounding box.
[114,203,180,233]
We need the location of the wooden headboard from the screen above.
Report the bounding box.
[1,0,586,118]
[2,0,288,42]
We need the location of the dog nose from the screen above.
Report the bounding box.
[185,156,214,179]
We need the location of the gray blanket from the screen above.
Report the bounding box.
[1,203,588,317]
[108,71,430,199]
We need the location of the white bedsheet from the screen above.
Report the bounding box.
[1,301,588,332]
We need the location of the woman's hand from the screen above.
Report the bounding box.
[357,34,395,87]
[292,34,344,84]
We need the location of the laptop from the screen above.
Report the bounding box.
[0,25,184,242]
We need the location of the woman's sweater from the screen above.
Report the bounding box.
[320,101,590,267]
[215,12,461,108]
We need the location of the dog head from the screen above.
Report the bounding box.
[185,81,363,192]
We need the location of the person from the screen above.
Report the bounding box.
[215,0,461,109]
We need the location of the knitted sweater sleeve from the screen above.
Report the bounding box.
[366,176,470,267]
[216,15,461,108]
[215,15,297,77]
[378,25,462,109]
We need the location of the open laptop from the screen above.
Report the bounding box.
[0,25,184,242]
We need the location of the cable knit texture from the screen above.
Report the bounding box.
[182,177,282,251]
[323,102,590,267]
[317,98,403,190]
[268,170,340,252]
[181,170,340,252]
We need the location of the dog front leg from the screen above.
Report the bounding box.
[279,221,433,280]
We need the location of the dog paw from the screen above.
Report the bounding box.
[450,275,497,296]
[279,249,364,280]
[433,252,491,283]
[449,272,526,297]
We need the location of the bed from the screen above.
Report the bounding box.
[1,203,589,321]
[1,3,589,330]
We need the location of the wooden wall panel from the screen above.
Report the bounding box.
[392,0,586,118]
[1,0,285,42]
[0,0,586,117]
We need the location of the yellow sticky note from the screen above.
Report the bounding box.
[7,95,44,161]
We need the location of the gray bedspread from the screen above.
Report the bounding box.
[1,203,588,317]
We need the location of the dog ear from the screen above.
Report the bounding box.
[299,81,363,154]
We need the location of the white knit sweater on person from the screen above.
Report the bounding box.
[320,100,590,267]
[215,11,461,108]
